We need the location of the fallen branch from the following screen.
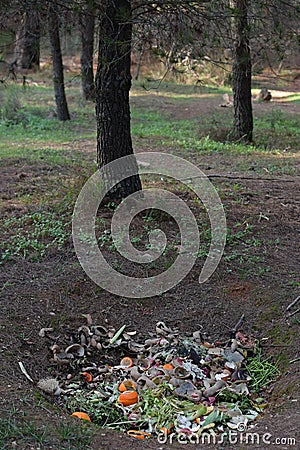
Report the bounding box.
[289,357,300,364]
[231,313,245,337]
[286,296,300,311]
[288,307,300,318]
[184,174,296,183]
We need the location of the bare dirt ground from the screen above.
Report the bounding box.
[0,83,299,449]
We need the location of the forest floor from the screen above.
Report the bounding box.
[0,67,299,449]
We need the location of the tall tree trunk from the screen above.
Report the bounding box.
[232,0,253,142]
[11,16,24,68]
[21,11,40,69]
[95,0,141,199]
[133,42,145,80]
[80,0,95,101]
[48,5,70,121]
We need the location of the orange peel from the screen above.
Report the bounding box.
[71,411,91,422]
[120,356,134,368]
[118,379,137,392]
[118,390,138,406]
[81,372,93,383]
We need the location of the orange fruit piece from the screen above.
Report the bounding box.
[127,430,151,439]
[71,411,91,422]
[120,356,134,368]
[163,363,174,370]
[118,379,137,392]
[81,372,93,382]
[118,390,138,406]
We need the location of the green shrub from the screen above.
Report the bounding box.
[0,85,26,124]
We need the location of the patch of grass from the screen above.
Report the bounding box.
[0,84,96,162]
[0,211,71,262]
[132,108,227,153]
[0,113,95,146]
[0,410,49,449]
[254,109,300,151]
[222,220,273,278]
[0,408,94,450]
[286,279,300,288]
[55,422,94,449]
[0,146,71,165]
[132,106,299,157]
[132,108,192,139]
[132,93,299,157]
[267,325,296,346]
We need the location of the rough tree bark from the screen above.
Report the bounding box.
[48,4,70,121]
[21,11,40,69]
[95,0,142,199]
[11,18,24,69]
[80,0,95,100]
[133,42,145,80]
[232,0,253,142]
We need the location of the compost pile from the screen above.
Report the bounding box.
[38,318,279,439]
